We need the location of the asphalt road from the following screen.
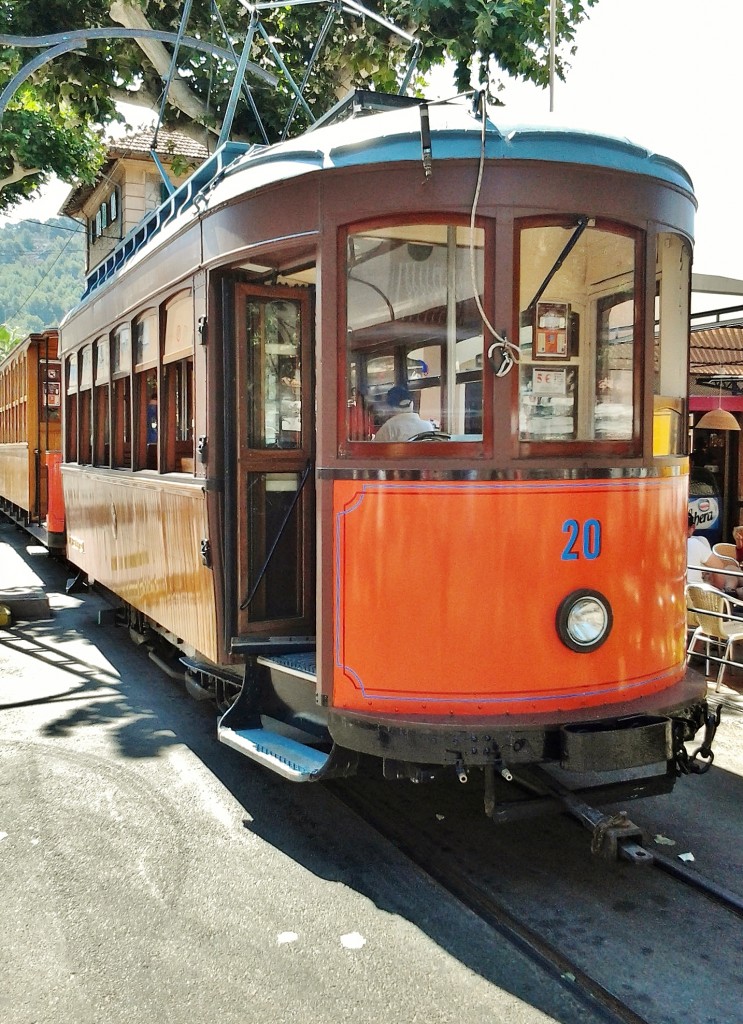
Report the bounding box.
[0,519,609,1024]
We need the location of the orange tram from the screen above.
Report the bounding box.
[1,92,718,834]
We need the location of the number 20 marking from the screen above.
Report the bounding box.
[561,518,602,561]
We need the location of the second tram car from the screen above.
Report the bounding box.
[43,92,713,824]
[0,329,64,548]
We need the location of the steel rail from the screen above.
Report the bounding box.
[649,848,743,919]
[332,784,654,1024]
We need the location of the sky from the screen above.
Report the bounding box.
[2,0,741,295]
[491,0,743,286]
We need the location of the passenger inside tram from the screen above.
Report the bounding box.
[373,385,435,441]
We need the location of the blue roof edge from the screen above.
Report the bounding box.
[81,140,252,300]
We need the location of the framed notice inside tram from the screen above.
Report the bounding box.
[533,301,570,359]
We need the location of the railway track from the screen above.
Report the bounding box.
[330,771,743,1024]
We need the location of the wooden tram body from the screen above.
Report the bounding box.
[0,329,64,547]
[30,93,712,813]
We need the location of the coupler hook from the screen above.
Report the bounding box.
[686,704,721,775]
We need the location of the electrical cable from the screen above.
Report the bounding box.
[468,91,520,377]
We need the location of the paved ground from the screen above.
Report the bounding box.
[0,519,608,1024]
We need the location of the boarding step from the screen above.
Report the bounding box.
[217,724,330,781]
[231,635,315,656]
[257,650,316,680]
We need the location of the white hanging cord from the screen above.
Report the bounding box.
[469,91,520,376]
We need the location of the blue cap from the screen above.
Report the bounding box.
[387,385,413,408]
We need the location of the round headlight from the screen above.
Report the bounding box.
[556,589,613,653]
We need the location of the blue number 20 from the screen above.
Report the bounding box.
[561,518,601,561]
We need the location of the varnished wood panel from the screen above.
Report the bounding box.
[62,466,218,662]
[0,444,32,511]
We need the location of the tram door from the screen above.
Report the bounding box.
[234,284,315,639]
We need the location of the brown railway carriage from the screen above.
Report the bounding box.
[57,93,712,822]
[0,329,63,546]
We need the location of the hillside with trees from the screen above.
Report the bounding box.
[0,217,85,355]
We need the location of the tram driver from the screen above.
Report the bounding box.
[374,385,434,442]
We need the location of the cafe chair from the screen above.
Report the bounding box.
[712,542,737,560]
[686,582,743,690]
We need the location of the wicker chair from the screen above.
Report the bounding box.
[686,582,743,689]
[713,542,738,560]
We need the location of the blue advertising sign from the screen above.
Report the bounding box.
[688,467,722,543]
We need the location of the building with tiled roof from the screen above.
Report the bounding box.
[60,128,210,273]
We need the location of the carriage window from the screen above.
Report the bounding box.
[135,369,158,470]
[345,223,484,443]
[246,472,303,620]
[65,355,78,462]
[94,336,110,466]
[112,376,131,468]
[112,324,131,468]
[134,310,159,470]
[246,298,302,449]
[518,220,638,445]
[653,233,690,456]
[79,345,93,464]
[161,358,194,472]
[162,292,195,472]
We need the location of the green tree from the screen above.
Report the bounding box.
[0,0,598,213]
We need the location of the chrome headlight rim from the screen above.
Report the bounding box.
[556,588,613,654]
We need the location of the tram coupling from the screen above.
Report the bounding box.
[674,705,721,776]
[516,766,652,864]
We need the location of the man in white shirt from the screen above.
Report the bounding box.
[374,385,435,442]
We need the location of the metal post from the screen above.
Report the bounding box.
[549,0,556,112]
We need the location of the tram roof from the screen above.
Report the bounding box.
[79,92,695,301]
[212,91,695,197]
[200,95,695,206]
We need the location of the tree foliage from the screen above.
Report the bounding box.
[0,0,598,212]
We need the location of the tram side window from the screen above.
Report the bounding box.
[78,345,93,464]
[653,233,691,456]
[517,219,639,446]
[133,310,159,470]
[345,223,484,444]
[93,335,110,466]
[162,291,195,472]
[65,355,78,461]
[112,323,132,468]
